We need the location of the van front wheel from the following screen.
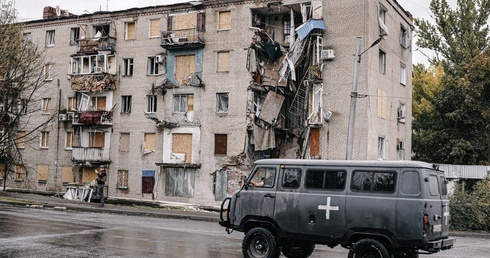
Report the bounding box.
[242,227,280,258]
[281,240,315,258]
[348,239,390,258]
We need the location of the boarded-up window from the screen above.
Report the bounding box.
[142,170,155,194]
[89,131,105,148]
[91,96,106,111]
[310,128,320,156]
[82,167,99,183]
[377,88,387,119]
[15,165,24,181]
[65,132,73,149]
[61,166,74,184]
[16,131,26,148]
[215,134,227,155]
[172,133,192,163]
[37,164,49,181]
[174,55,195,85]
[218,11,231,30]
[119,133,130,152]
[217,51,230,72]
[117,170,129,189]
[126,22,136,40]
[165,168,195,197]
[149,19,160,37]
[173,12,197,39]
[144,133,156,151]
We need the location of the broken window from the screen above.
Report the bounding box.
[40,131,49,148]
[174,55,195,84]
[142,170,155,194]
[117,170,129,189]
[172,133,192,163]
[78,94,90,111]
[173,94,194,113]
[37,164,49,182]
[214,134,227,155]
[218,11,231,30]
[217,51,230,72]
[119,133,130,152]
[125,21,136,40]
[42,98,51,114]
[123,58,134,76]
[15,165,25,181]
[377,88,387,119]
[144,133,156,152]
[148,56,160,75]
[146,95,157,113]
[65,132,73,149]
[93,24,110,37]
[283,19,290,44]
[89,131,105,148]
[45,30,55,46]
[121,95,132,113]
[69,27,80,45]
[149,19,160,38]
[216,92,229,113]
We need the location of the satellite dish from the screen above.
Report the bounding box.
[55,6,61,16]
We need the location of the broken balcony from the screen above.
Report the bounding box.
[72,146,110,164]
[77,36,116,54]
[73,110,112,125]
[160,29,205,49]
[71,74,116,92]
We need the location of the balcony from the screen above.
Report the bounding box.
[73,110,112,125]
[161,28,205,49]
[71,74,116,92]
[72,146,110,164]
[77,36,116,54]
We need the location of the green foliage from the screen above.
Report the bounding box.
[450,178,490,231]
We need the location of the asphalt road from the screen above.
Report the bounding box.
[0,204,488,258]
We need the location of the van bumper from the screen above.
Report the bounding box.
[425,237,455,252]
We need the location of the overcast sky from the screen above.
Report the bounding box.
[12,0,456,65]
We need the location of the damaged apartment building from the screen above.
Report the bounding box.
[8,0,413,206]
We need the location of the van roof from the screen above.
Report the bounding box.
[254,159,437,170]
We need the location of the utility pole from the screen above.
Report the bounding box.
[346,37,362,160]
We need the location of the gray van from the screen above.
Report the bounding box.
[219,159,455,258]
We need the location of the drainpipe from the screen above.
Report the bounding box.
[55,80,61,189]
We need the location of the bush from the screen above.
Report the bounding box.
[450,178,490,231]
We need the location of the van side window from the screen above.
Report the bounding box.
[282,168,301,188]
[400,171,421,195]
[305,169,346,190]
[352,171,396,192]
[428,175,440,196]
[250,167,276,188]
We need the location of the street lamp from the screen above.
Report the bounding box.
[345,36,383,160]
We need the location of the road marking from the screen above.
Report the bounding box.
[318,196,339,220]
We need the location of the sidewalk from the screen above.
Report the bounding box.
[0,189,220,223]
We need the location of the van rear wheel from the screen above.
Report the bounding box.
[242,227,280,258]
[281,240,315,258]
[348,239,390,258]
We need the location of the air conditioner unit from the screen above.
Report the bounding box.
[156,55,165,64]
[58,114,67,121]
[66,112,74,121]
[321,49,335,60]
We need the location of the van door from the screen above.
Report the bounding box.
[425,172,443,240]
[440,174,450,238]
[238,166,277,222]
[274,166,303,235]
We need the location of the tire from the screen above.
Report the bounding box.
[242,227,280,258]
[281,240,315,258]
[348,239,390,258]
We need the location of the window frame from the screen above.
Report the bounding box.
[65,131,73,150]
[146,95,157,113]
[121,95,132,114]
[45,30,55,46]
[217,51,230,72]
[214,134,228,155]
[117,170,129,189]
[173,94,194,113]
[123,58,134,76]
[125,21,136,40]
[147,56,160,75]
[69,27,80,46]
[149,19,160,38]
[216,92,229,113]
[218,11,231,31]
[40,131,49,149]
[400,25,408,49]
[379,50,386,75]
[351,170,396,193]
[44,63,53,81]
[377,136,386,159]
[42,98,51,114]
[400,63,407,85]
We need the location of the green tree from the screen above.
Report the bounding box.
[412,64,443,119]
[412,0,490,164]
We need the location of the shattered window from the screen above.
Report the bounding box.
[69,27,79,45]
[125,22,136,40]
[45,30,55,46]
[218,11,231,30]
[282,168,302,189]
[214,134,227,155]
[121,95,132,113]
[146,95,157,113]
[173,94,194,113]
[217,51,230,72]
[216,92,229,113]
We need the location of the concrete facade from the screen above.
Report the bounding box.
[7,0,413,206]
